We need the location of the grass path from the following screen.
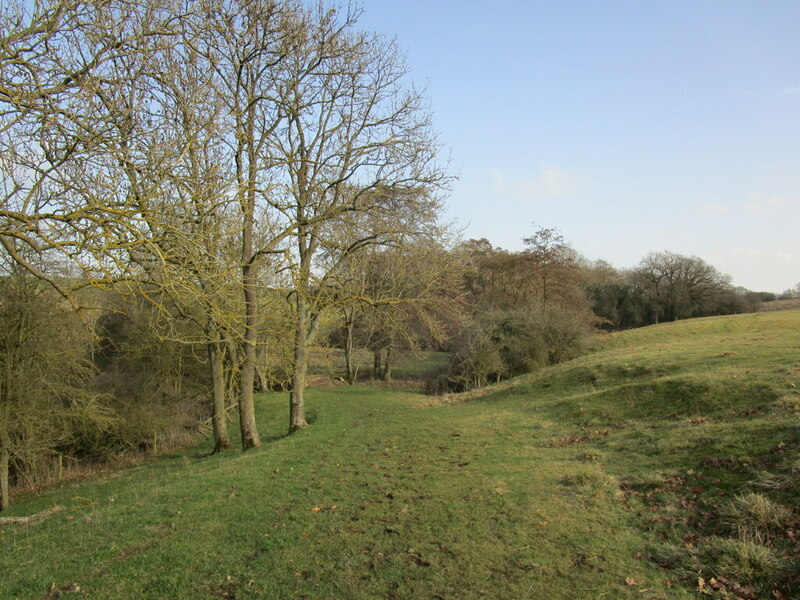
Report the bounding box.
[1,389,684,599]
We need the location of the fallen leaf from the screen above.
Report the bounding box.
[624,577,638,586]
[311,507,321,512]
[697,577,712,595]
[538,521,548,526]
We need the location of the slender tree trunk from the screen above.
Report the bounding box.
[208,342,230,453]
[240,263,262,449]
[237,102,262,451]
[289,292,309,432]
[373,349,381,379]
[254,343,269,392]
[224,338,240,416]
[382,346,393,382]
[0,425,10,512]
[343,307,356,384]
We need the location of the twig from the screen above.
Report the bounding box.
[200,402,238,426]
[0,505,65,525]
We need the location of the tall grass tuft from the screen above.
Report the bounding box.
[653,537,786,588]
[562,464,620,503]
[722,492,792,545]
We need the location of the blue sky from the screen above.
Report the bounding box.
[358,1,800,293]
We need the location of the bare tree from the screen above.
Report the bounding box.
[261,5,449,431]
[636,251,732,322]
[522,226,583,310]
[185,0,309,449]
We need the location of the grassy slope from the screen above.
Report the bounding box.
[1,311,798,599]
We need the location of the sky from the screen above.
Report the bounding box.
[356,1,800,293]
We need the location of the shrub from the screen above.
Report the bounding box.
[442,303,593,392]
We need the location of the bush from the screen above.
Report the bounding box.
[442,303,593,392]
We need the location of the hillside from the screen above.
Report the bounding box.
[1,311,798,599]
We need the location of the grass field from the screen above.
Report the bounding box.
[1,311,798,599]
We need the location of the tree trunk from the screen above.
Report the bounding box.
[237,101,262,451]
[343,307,356,384]
[373,349,381,379]
[0,425,10,512]
[239,260,262,450]
[224,338,240,418]
[382,346,393,382]
[289,293,309,432]
[208,342,230,453]
[254,343,269,392]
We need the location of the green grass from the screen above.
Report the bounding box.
[2,310,799,599]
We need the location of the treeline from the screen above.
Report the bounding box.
[348,230,771,394]
[583,250,768,329]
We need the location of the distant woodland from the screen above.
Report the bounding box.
[0,0,795,511]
